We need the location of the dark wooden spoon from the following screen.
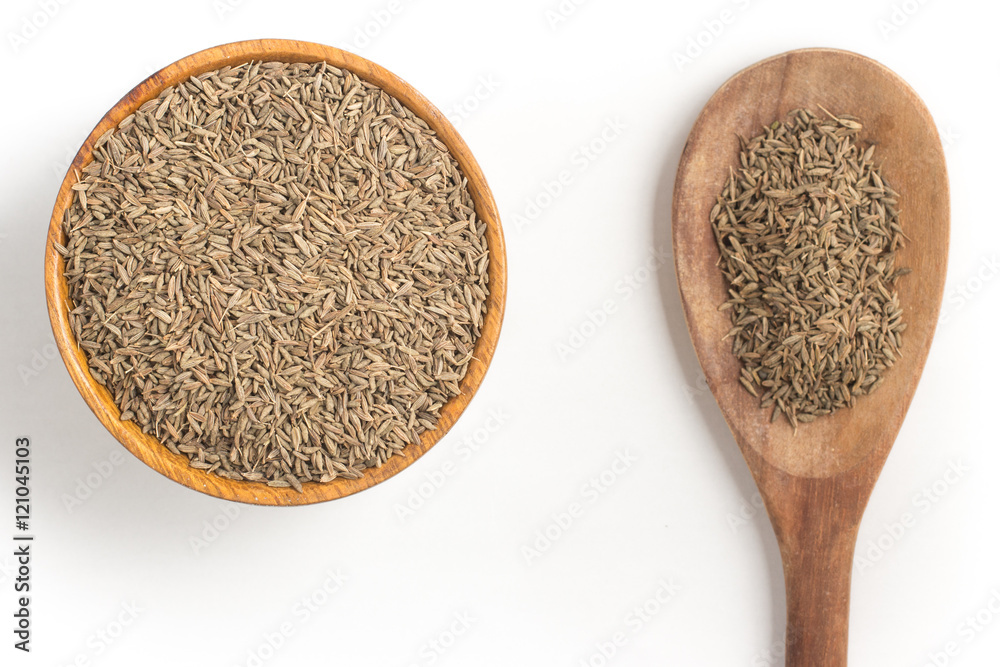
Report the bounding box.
[672,48,948,665]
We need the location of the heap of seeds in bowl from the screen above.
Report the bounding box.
[711,108,907,428]
[57,61,489,490]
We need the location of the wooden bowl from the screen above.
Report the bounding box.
[44,39,507,506]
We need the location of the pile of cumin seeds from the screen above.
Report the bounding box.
[57,61,489,490]
[711,108,907,429]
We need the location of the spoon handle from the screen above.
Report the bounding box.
[766,475,866,667]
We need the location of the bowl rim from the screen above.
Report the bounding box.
[44,38,507,506]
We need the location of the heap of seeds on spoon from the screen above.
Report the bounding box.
[57,61,490,491]
[711,108,907,428]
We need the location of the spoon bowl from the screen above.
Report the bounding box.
[673,48,948,665]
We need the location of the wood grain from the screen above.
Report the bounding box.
[44,39,507,506]
[672,49,948,665]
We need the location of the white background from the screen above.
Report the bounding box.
[1,0,997,665]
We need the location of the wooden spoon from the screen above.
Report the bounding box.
[44,40,507,506]
[672,48,948,665]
